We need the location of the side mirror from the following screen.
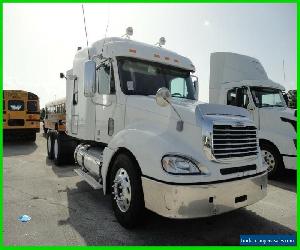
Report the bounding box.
[191,75,199,100]
[60,73,65,79]
[193,80,199,100]
[283,92,288,106]
[156,87,171,107]
[84,60,96,97]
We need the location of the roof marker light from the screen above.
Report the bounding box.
[129,49,136,53]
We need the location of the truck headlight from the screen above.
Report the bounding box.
[162,155,209,175]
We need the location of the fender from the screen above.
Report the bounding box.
[101,124,204,194]
[258,129,296,157]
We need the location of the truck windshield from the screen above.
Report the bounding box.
[117,57,196,100]
[250,87,286,108]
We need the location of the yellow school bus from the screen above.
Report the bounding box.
[43,98,66,134]
[3,90,40,141]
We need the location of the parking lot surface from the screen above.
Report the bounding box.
[4,131,296,245]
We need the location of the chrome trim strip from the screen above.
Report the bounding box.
[141,170,267,186]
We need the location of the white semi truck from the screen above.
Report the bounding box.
[209,52,296,178]
[46,35,267,228]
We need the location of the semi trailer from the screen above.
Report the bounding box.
[46,35,267,228]
[209,52,296,178]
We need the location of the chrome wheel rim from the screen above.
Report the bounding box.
[47,136,51,153]
[261,149,275,172]
[54,139,58,159]
[112,168,131,212]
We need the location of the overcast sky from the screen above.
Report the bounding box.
[4,3,296,107]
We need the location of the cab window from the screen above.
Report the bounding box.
[27,101,38,112]
[97,64,111,95]
[227,87,249,109]
[73,80,78,105]
[170,77,189,98]
[227,88,237,106]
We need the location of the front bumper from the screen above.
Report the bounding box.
[142,172,267,219]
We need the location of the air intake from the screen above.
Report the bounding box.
[212,124,258,160]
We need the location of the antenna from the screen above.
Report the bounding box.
[282,59,286,83]
[81,4,90,59]
[101,5,110,54]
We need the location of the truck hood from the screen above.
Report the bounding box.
[126,96,252,126]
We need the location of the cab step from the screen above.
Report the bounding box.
[74,168,103,190]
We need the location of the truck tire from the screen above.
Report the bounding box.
[47,132,54,159]
[43,125,48,134]
[110,153,145,229]
[53,133,64,166]
[260,143,283,179]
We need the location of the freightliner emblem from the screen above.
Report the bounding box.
[233,121,245,127]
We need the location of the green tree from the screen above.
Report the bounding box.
[287,90,297,109]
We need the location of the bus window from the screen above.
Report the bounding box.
[27,101,38,112]
[8,100,24,111]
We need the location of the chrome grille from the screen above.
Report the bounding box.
[212,125,258,159]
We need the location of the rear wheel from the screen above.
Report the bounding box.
[47,132,54,159]
[110,153,145,229]
[261,143,283,179]
[53,133,64,166]
[43,124,48,134]
[53,133,76,166]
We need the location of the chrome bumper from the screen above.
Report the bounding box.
[142,172,267,219]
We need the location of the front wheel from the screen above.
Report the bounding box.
[261,143,283,178]
[110,153,145,229]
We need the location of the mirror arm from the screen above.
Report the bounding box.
[166,99,183,121]
[165,99,184,131]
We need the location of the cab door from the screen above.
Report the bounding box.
[93,62,117,143]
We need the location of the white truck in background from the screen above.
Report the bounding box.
[209,52,296,178]
[46,34,267,228]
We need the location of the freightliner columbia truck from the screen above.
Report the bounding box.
[46,35,267,228]
[209,52,296,178]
